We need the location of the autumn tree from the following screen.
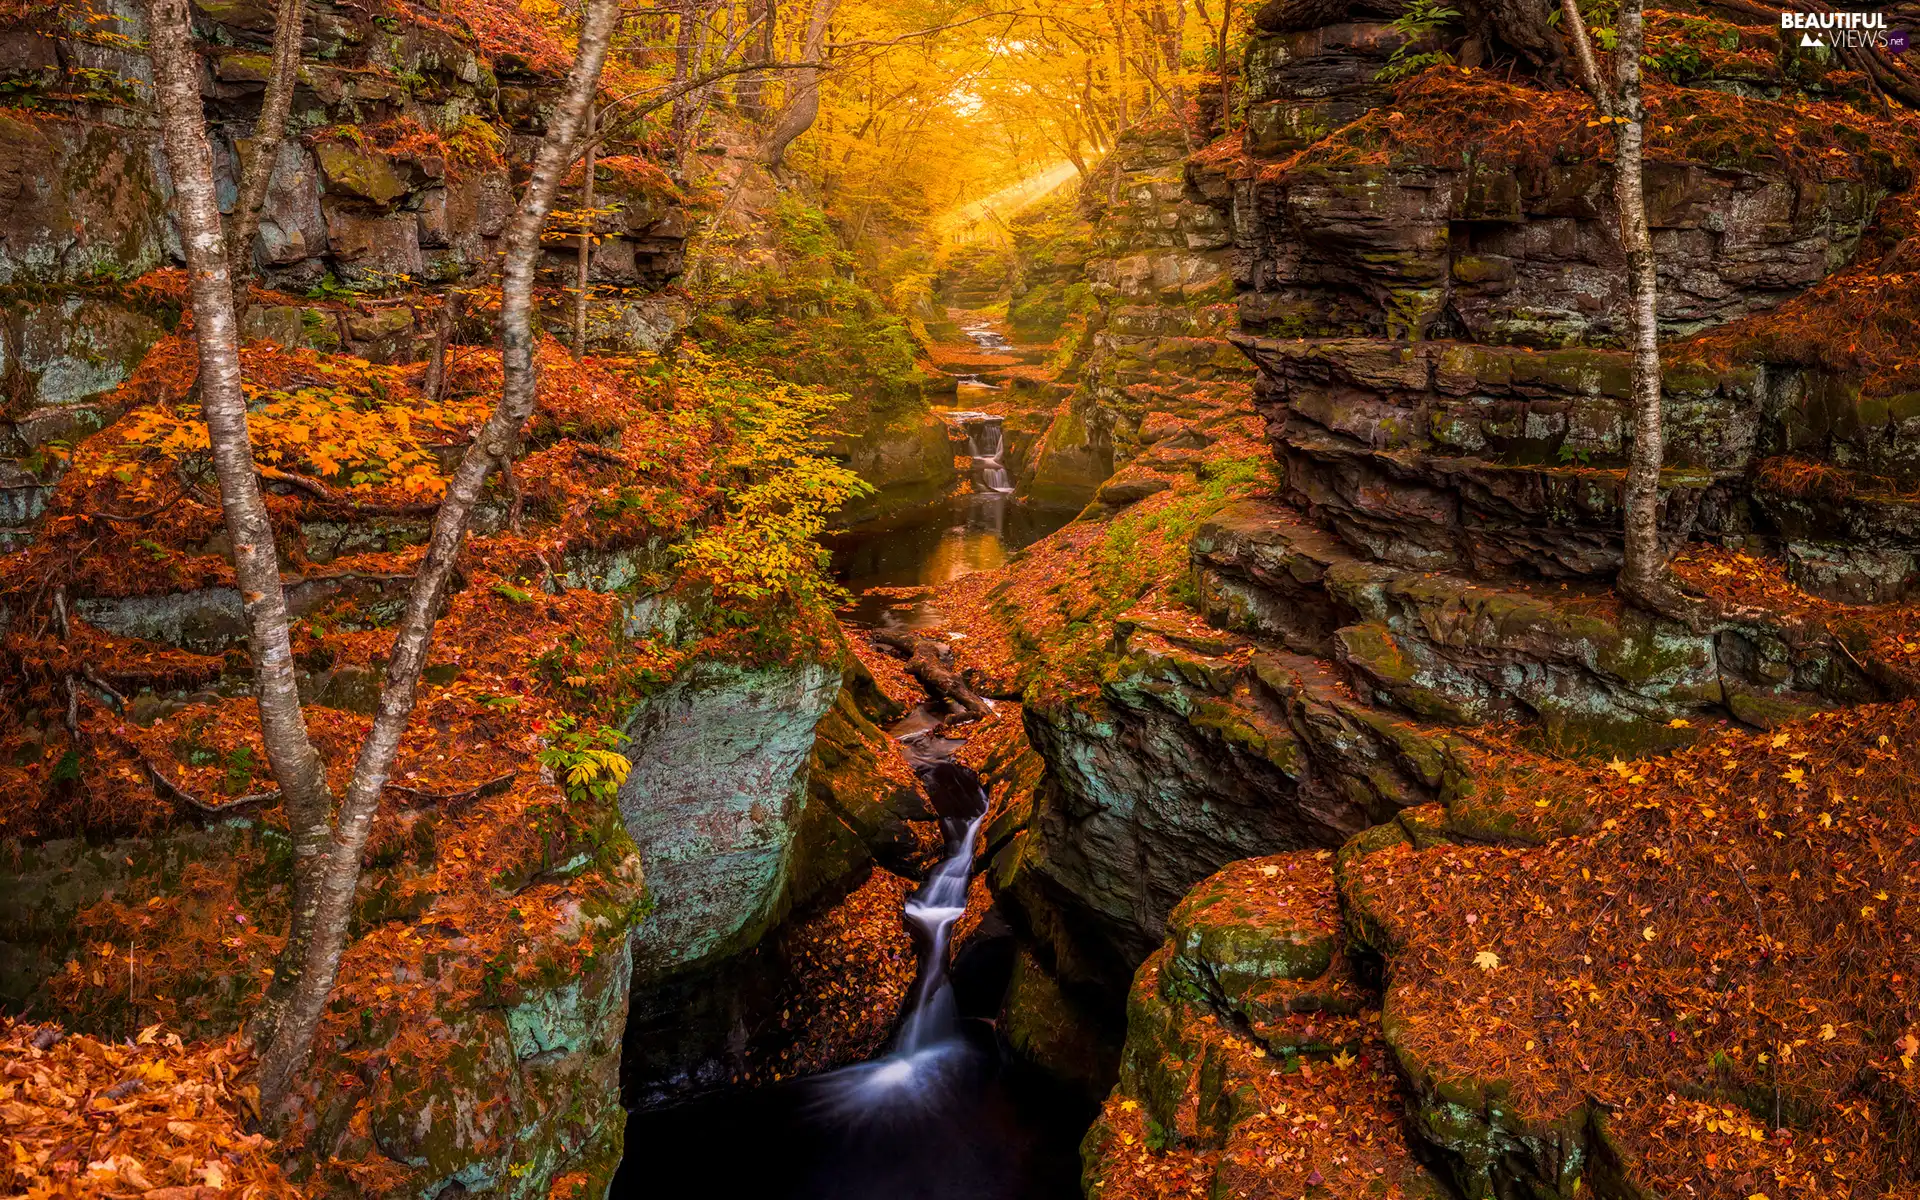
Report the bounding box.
[1557,0,1669,604]
[761,0,840,167]
[137,0,626,1110]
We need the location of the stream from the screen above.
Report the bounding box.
[615,744,1087,1199]
[615,330,1089,1198]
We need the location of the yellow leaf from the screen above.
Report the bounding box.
[1474,950,1500,971]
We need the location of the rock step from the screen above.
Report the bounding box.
[1277,420,1733,580]
[1082,852,1447,1199]
[1114,612,1465,827]
[1193,497,1869,753]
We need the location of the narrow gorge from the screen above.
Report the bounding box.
[3,0,1920,1198]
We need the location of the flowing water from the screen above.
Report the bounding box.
[616,317,1089,1197]
[616,713,1089,1200]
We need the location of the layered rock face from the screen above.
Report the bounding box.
[985,11,1920,1191]
[1023,125,1255,507]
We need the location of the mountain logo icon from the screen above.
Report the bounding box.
[1801,30,1826,46]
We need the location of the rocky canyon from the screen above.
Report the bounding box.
[2,0,1919,1198]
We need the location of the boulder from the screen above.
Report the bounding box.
[617,656,842,982]
[0,113,171,286]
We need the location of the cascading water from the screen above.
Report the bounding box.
[941,411,1014,495]
[895,769,986,1054]
[969,418,1013,494]
[808,752,988,1111]
[619,316,1090,1199]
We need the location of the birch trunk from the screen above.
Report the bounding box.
[573,102,596,361]
[225,0,306,311]
[140,0,338,1049]
[1558,0,1668,599]
[1609,0,1666,597]
[251,0,624,1112]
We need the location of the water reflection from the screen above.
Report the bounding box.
[828,493,1074,629]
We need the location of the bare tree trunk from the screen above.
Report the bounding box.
[573,102,595,361]
[1462,0,1563,76]
[139,0,336,1044]
[1217,0,1233,133]
[1607,0,1665,598]
[422,292,459,402]
[671,0,715,159]
[1559,0,1671,604]
[250,0,625,1113]
[225,0,305,313]
[733,0,775,117]
[759,0,838,167]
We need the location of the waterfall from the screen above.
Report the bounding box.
[894,763,987,1055]
[954,414,1013,494]
[807,754,989,1112]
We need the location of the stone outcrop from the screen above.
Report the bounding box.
[1022,124,1255,507]
[975,11,1920,1185]
[618,657,843,982]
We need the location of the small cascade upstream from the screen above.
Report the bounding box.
[950,320,1014,390]
[944,411,1013,494]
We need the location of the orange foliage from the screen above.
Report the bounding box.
[1348,702,1920,1198]
[0,1019,296,1198]
[568,154,683,202]
[1289,68,1919,187]
[1682,189,1920,401]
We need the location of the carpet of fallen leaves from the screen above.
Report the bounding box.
[738,870,918,1085]
[1347,701,1920,1198]
[1087,950,1438,1200]
[1,1019,295,1198]
[1673,544,1920,689]
[1297,64,1918,187]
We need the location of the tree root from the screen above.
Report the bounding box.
[118,722,516,825]
[385,771,517,814]
[1618,570,1717,634]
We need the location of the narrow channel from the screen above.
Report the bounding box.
[616,339,1088,1198]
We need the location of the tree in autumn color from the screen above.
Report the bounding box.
[1556,0,1671,606]
[760,0,840,167]
[136,0,625,1112]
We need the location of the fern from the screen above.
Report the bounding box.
[1377,0,1461,83]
